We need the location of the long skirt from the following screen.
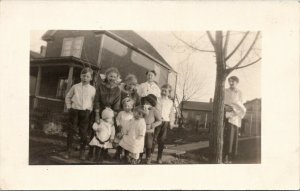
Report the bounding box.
[223,119,239,158]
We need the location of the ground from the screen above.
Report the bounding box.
[29,128,261,165]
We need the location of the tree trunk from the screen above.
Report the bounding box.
[209,31,227,163]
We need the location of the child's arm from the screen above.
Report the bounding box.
[110,125,115,141]
[116,112,122,127]
[136,120,146,140]
[65,85,75,110]
[169,103,176,128]
[151,108,162,129]
[92,123,99,131]
[94,85,101,124]
[112,92,121,113]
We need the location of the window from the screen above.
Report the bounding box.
[103,35,128,57]
[154,64,161,81]
[56,78,69,98]
[131,50,155,70]
[61,37,84,58]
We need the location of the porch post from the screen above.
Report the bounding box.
[66,66,74,92]
[64,66,74,112]
[33,66,42,109]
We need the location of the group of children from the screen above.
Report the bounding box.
[65,67,175,164]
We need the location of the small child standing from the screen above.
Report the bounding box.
[152,84,176,164]
[119,105,147,164]
[142,94,162,164]
[88,107,115,162]
[113,97,135,160]
[65,67,96,160]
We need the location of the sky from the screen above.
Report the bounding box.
[30,30,261,103]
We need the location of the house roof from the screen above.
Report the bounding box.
[107,30,171,69]
[180,101,213,111]
[30,51,42,59]
[41,30,174,72]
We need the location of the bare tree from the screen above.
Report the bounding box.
[174,54,208,128]
[173,31,261,163]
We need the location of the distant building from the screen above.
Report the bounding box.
[179,100,213,129]
[243,98,261,136]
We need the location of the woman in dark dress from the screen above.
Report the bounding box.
[88,67,121,161]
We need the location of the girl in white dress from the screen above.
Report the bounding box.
[113,97,134,160]
[119,105,148,164]
[89,107,115,162]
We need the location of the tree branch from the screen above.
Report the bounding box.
[225,31,250,61]
[232,57,261,70]
[230,32,261,70]
[206,31,216,49]
[223,31,230,58]
[172,33,215,53]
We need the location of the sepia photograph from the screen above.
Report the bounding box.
[1,0,299,190]
[29,30,261,165]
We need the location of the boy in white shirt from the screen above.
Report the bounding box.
[152,84,176,164]
[64,67,96,160]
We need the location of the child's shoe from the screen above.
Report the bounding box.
[157,159,163,164]
[63,149,71,159]
[146,157,151,164]
[79,149,86,161]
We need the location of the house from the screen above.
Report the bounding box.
[30,30,177,129]
[242,98,261,136]
[179,100,213,129]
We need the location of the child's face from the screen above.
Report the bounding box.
[125,81,137,91]
[133,110,143,119]
[123,102,133,112]
[106,72,118,85]
[104,118,114,124]
[146,72,155,82]
[161,88,170,97]
[80,72,92,84]
[143,100,152,109]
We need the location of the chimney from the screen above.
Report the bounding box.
[40,46,47,57]
[209,98,213,103]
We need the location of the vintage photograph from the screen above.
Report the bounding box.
[29,30,261,165]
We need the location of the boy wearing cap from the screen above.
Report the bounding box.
[65,67,96,160]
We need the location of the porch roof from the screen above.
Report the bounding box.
[30,56,100,70]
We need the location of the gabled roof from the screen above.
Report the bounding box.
[180,101,213,111]
[41,30,174,71]
[107,30,171,69]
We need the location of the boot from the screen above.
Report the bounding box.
[146,148,152,164]
[113,146,122,161]
[157,146,163,164]
[63,148,71,159]
[97,148,104,163]
[94,148,100,162]
[79,148,86,161]
[87,146,95,161]
[146,157,152,164]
